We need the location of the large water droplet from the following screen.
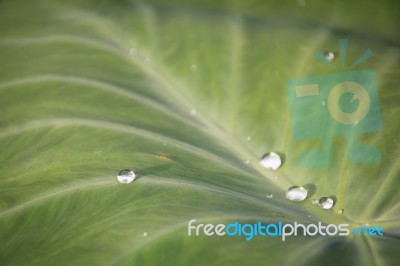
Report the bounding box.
[325,52,334,62]
[318,197,334,209]
[117,169,136,184]
[286,186,308,201]
[259,152,282,170]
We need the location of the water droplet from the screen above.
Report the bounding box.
[322,101,326,106]
[246,136,252,142]
[163,143,167,146]
[117,169,136,184]
[338,209,344,214]
[318,197,334,209]
[144,57,151,64]
[312,199,319,205]
[129,48,137,55]
[286,186,308,201]
[325,52,334,62]
[189,109,197,116]
[244,159,250,165]
[143,232,148,237]
[266,193,273,199]
[274,175,278,180]
[259,152,282,170]
[190,64,197,71]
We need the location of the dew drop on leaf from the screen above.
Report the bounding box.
[338,209,344,214]
[312,199,319,205]
[318,197,334,209]
[325,51,334,62]
[266,193,273,199]
[117,169,136,184]
[259,152,282,170]
[286,186,308,201]
[143,232,148,237]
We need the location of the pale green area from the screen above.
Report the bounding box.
[0,0,399,265]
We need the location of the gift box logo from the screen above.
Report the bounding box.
[287,39,382,168]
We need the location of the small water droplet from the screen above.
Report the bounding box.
[129,48,137,55]
[190,64,197,71]
[260,152,282,170]
[322,101,326,106]
[318,197,334,209]
[266,193,273,199]
[338,209,344,214]
[244,159,250,165]
[325,52,335,62]
[274,175,278,180]
[286,186,308,201]
[143,232,148,237]
[246,136,252,142]
[312,199,319,205]
[144,57,151,64]
[117,169,136,184]
[189,109,197,116]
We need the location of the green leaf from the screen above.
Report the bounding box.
[0,0,399,265]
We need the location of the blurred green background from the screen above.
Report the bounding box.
[0,0,399,265]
